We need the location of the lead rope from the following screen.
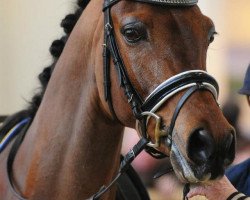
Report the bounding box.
[88,138,148,200]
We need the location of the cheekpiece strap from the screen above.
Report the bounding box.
[103,0,144,119]
[103,0,120,11]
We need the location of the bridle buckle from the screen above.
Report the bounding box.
[140,111,168,148]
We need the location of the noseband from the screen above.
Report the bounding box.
[137,70,218,150]
[102,0,218,158]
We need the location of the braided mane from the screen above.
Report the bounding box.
[29,0,90,117]
[0,0,90,136]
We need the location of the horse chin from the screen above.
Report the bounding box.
[169,142,211,183]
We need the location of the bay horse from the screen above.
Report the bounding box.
[0,0,236,199]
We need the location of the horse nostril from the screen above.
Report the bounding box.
[188,129,215,165]
[223,132,235,166]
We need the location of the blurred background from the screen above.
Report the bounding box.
[1,0,250,199]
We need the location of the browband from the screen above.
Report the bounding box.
[135,0,198,6]
[103,0,198,11]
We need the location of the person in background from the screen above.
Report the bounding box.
[187,65,250,200]
[222,96,250,164]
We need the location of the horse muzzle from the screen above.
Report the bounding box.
[136,70,235,182]
[170,128,236,183]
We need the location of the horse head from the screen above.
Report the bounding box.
[0,1,236,199]
[97,0,235,183]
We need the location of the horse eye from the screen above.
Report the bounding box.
[209,35,215,43]
[123,28,143,43]
[209,32,217,44]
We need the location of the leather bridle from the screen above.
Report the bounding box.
[102,0,219,158]
[90,0,220,198]
[5,0,221,199]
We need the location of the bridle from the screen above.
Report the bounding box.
[91,0,220,198]
[98,0,220,198]
[6,0,221,199]
[102,0,219,158]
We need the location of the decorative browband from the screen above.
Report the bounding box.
[136,0,198,6]
[104,0,198,11]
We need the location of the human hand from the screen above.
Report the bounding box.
[187,176,237,200]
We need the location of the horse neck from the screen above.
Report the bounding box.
[13,1,124,199]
